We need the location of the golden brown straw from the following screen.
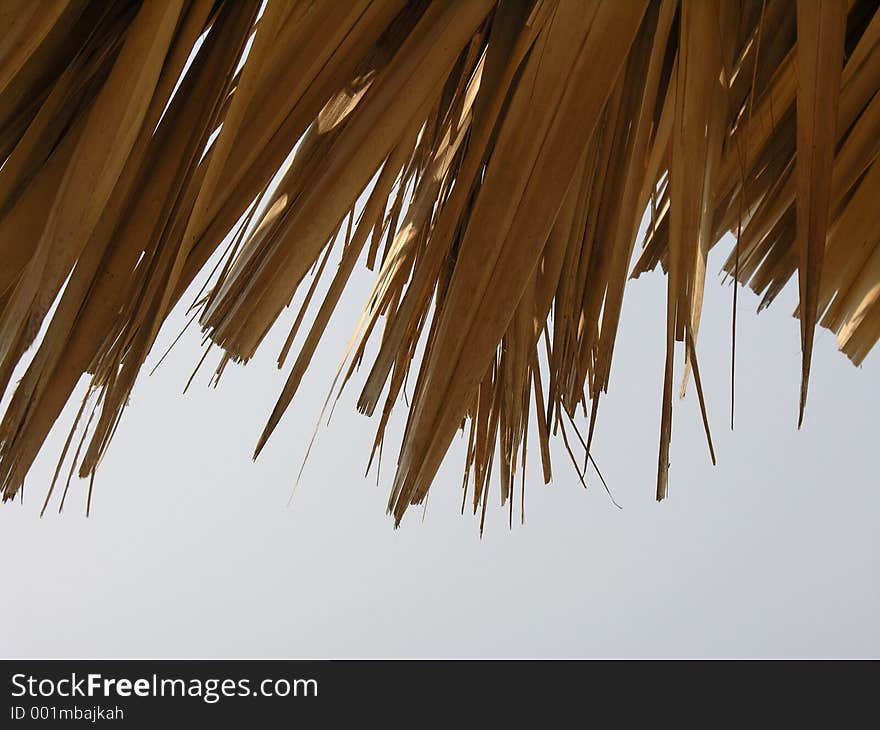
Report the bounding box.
[1,0,878,525]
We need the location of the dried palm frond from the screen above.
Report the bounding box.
[1,0,878,525]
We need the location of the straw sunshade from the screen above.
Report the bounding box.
[1,0,877,524]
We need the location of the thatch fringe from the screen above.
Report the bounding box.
[1,0,878,524]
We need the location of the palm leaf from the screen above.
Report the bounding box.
[0,0,876,525]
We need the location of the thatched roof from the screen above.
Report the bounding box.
[1,0,878,524]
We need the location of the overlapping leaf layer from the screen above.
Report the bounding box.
[1,0,877,523]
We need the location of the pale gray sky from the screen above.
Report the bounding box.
[1,229,877,658]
